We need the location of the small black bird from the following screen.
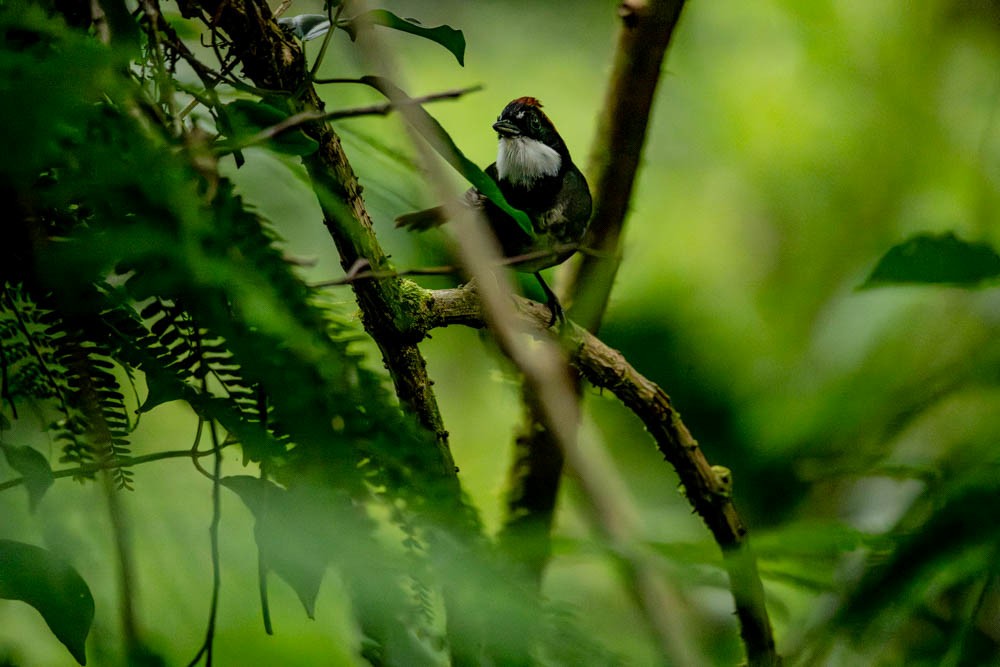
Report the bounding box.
[396,97,592,325]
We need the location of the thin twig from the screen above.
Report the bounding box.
[307,1,343,81]
[190,417,215,480]
[139,0,236,121]
[186,420,224,667]
[272,0,294,19]
[189,323,224,666]
[310,243,590,287]
[311,76,368,85]
[135,0,181,134]
[0,444,231,493]
[313,264,456,287]
[217,85,482,155]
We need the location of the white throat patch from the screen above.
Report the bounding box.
[496,136,561,187]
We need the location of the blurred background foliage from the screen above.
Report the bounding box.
[2,0,1000,665]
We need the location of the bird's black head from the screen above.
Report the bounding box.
[492,97,568,156]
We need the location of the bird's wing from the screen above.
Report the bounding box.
[395,206,447,230]
[396,163,499,230]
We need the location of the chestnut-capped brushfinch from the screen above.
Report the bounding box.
[396,97,592,325]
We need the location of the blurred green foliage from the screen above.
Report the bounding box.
[2,0,1000,665]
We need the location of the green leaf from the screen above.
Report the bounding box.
[218,100,319,157]
[861,232,1000,288]
[0,540,94,665]
[221,476,329,618]
[137,369,186,414]
[0,444,55,512]
[358,76,534,237]
[342,10,465,66]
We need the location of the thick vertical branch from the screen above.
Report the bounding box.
[174,0,455,474]
[565,0,686,329]
[302,125,454,473]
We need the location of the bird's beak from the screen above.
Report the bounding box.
[492,119,520,138]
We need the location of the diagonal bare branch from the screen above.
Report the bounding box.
[418,286,780,667]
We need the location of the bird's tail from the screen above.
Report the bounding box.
[395,206,448,231]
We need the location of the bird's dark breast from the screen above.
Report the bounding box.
[486,167,592,272]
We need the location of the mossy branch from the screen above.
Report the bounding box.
[173,0,455,475]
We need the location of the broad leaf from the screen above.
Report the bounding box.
[0,444,54,511]
[221,476,329,618]
[861,232,1000,288]
[359,76,534,237]
[0,540,94,665]
[343,10,465,66]
[137,369,186,414]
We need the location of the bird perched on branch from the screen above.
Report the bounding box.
[396,97,592,325]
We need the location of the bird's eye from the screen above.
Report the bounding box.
[529,116,541,131]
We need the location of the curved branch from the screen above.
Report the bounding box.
[417,286,780,667]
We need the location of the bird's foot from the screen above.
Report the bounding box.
[544,292,564,328]
[533,272,565,328]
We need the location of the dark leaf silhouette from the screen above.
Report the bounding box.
[0,540,94,665]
